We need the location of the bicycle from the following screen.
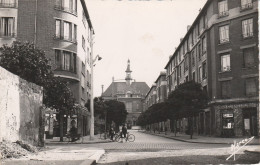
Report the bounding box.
[115,132,135,142]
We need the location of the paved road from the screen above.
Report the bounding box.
[79,130,228,151]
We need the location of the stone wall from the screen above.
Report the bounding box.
[0,67,43,145]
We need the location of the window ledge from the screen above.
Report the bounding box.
[54,6,78,17]
[218,41,230,45]
[242,35,254,40]
[218,70,231,74]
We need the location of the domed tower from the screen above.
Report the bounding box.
[125,59,132,86]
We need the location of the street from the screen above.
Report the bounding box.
[2,130,259,165]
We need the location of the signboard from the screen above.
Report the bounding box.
[244,119,250,130]
[223,113,233,118]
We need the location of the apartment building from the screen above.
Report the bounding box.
[165,0,258,137]
[144,83,157,111]
[0,0,94,137]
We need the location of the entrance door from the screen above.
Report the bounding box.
[243,108,257,136]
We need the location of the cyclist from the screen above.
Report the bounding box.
[120,124,127,142]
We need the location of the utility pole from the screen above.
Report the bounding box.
[90,29,94,140]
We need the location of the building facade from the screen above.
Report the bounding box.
[102,60,150,128]
[164,0,259,137]
[0,0,94,137]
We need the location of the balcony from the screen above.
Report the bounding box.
[241,3,253,11]
[0,2,17,8]
[54,5,77,16]
[218,11,229,18]
[53,34,77,44]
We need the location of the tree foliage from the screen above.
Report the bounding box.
[0,41,75,113]
[137,81,208,127]
[0,41,53,86]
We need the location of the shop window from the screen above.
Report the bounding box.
[222,113,234,129]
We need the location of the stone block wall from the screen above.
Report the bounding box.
[0,67,43,145]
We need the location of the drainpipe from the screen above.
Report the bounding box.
[34,0,38,47]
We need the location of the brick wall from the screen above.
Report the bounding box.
[0,67,43,145]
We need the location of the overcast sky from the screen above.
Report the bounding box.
[85,0,207,97]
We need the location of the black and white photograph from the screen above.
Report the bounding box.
[0,0,259,164]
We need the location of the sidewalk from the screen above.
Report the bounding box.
[142,130,260,145]
[45,134,112,144]
[2,135,110,165]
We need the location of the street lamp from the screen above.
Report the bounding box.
[90,29,102,140]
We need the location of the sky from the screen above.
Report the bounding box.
[85,0,207,97]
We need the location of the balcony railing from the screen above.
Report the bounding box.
[0,32,16,37]
[241,3,253,11]
[219,38,229,44]
[0,2,17,8]
[242,32,254,38]
[218,11,229,18]
[54,34,77,44]
[54,5,77,15]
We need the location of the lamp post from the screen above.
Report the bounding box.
[89,29,102,140]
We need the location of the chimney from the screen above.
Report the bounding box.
[180,38,183,42]
[112,76,114,82]
[169,55,172,59]
[187,25,191,31]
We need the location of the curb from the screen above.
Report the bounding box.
[46,140,113,145]
[143,132,259,145]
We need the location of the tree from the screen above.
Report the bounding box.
[105,100,128,132]
[0,41,76,141]
[167,81,208,138]
[0,41,53,86]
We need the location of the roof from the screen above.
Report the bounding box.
[102,81,150,97]
[164,0,211,69]
[155,71,166,83]
[80,0,94,33]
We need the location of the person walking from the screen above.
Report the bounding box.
[109,127,115,141]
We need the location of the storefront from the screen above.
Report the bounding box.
[214,102,259,137]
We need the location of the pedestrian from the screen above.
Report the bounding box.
[69,120,77,142]
[121,124,127,142]
[109,127,115,141]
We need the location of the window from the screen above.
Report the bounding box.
[192,72,195,81]
[221,81,231,98]
[202,37,206,53]
[73,24,77,42]
[219,25,229,43]
[82,36,85,50]
[242,18,253,38]
[0,17,14,37]
[245,78,257,96]
[55,20,61,39]
[55,50,62,69]
[54,49,76,73]
[198,66,202,82]
[185,76,189,82]
[179,65,182,78]
[64,21,72,41]
[202,61,207,79]
[221,54,231,72]
[82,62,85,75]
[198,43,201,60]
[241,0,253,10]
[218,0,228,17]
[243,47,255,68]
[81,74,85,88]
[192,51,195,66]
[55,0,77,15]
[0,0,16,7]
[184,55,188,71]
[126,102,132,112]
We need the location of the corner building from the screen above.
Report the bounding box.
[165,0,258,137]
[0,0,94,137]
